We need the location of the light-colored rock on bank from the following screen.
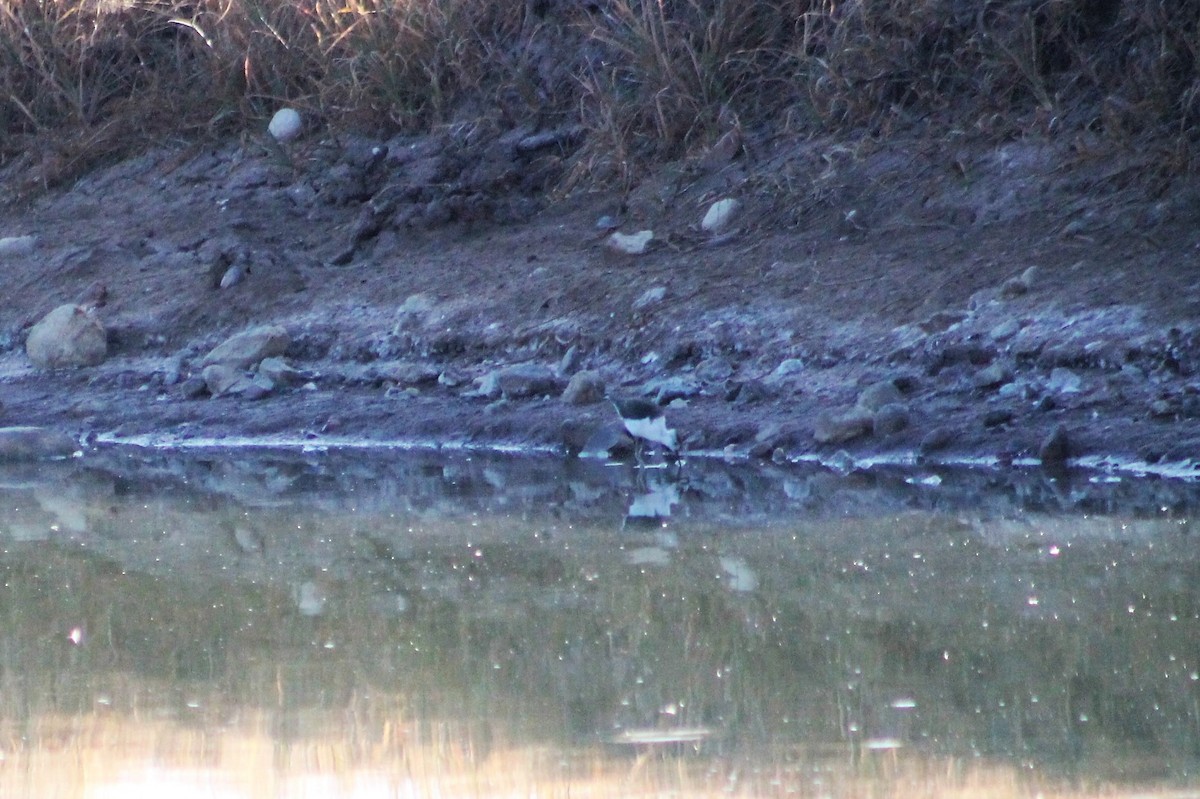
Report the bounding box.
[26,304,107,368]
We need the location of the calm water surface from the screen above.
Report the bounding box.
[1,447,1198,798]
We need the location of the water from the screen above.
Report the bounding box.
[1,447,1198,798]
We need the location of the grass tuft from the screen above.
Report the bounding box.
[2,0,1200,187]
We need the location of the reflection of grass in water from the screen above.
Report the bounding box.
[5,514,1200,789]
[0,709,1153,799]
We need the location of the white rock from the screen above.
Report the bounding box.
[701,198,741,233]
[25,304,107,368]
[268,107,303,143]
[633,286,666,310]
[0,235,36,257]
[605,230,654,255]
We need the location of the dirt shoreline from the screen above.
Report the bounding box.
[1,130,1198,473]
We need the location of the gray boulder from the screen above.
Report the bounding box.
[26,304,107,368]
[200,324,290,369]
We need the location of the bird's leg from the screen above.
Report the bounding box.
[633,438,645,467]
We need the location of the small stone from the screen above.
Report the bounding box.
[257,356,305,386]
[0,235,36,258]
[26,304,107,368]
[919,426,956,454]
[178,375,208,399]
[1045,367,1082,394]
[497,363,562,399]
[201,363,245,397]
[268,107,303,142]
[729,379,773,404]
[606,230,654,255]
[633,286,666,310]
[813,409,874,444]
[990,318,1022,342]
[872,403,910,436]
[766,358,805,383]
[561,370,605,405]
[856,380,903,412]
[1039,424,1071,465]
[982,408,1014,428]
[973,362,1013,390]
[701,198,741,233]
[1149,398,1174,418]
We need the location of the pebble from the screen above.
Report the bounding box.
[268,107,303,143]
[1039,424,1071,465]
[0,235,37,258]
[982,408,1014,427]
[872,403,910,436]
[561,370,605,405]
[606,230,654,255]
[701,198,740,233]
[856,379,904,412]
[919,426,956,454]
[813,409,874,444]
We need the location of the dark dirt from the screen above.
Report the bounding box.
[1,124,1199,472]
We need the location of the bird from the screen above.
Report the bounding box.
[609,396,679,464]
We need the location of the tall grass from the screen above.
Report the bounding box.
[1,0,1199,185]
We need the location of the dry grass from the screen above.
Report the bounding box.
[1,0,1199,186]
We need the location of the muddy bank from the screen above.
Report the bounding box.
[1,129,1199,471]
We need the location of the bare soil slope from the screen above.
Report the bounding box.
[1,128,1198,469]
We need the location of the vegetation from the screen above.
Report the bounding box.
[2,0,1199,184]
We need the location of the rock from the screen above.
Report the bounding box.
[0,427,78,460]
[25,304,107,368]
[856,380,903,412]
[201,363,247,397]
[982,408,1014,427]
[728,379,773,404]
[561,419,598,455]
[605,230,654,255]
[919,426,956,454]
[766,358,806,383]
[701,198,741,233]
[990,318,1022,342]
[872,403,910,436]
[75,281,108,310]
[633,286,666,310]
[1039,424,1071,465]
[562,370,605,405]
[813,409,874,444]
[1045,367,1082,394]
[268,107,303,142]
[497,363,562,399]
[178,375,208,399]
[973,362,1013,390]
[257,356,305,386]
[200,324,290,369]
[1001,265,1039,298]
[242,373,276,400]
[0,235,36,258]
